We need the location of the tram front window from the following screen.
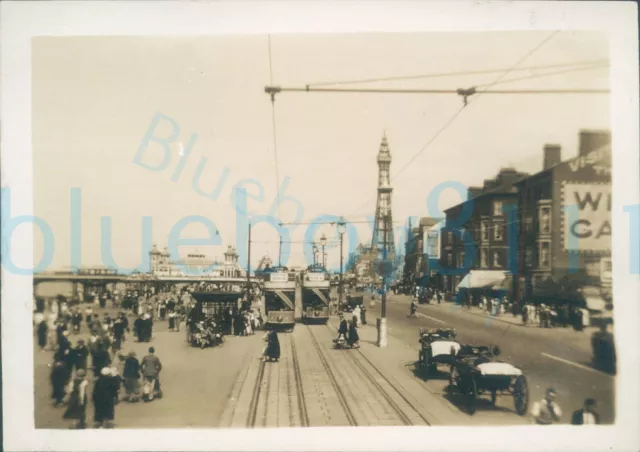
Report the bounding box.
[265,292,293,312]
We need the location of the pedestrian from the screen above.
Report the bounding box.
[133,315,143,342]
[264,330,280,362]
[571,398,600,425]
[337,316,348,341]
[92,344,112,379]
[142,314,153,342]
[92,367,117,428]
[123,352,141,402]
[141,347,163,397]
[168,311,176,331]
[63,368,89,429]
[347,319,360,348]
[50,360,71,407]
[352,305,361,327]
[73,339,89,372]
[531,388,562,425]
[360,305,367,325]
[37,319,48,352]
[522,305,529,326]
[71,309,83,334]
[113,316,125,351]
[109,366,122,405]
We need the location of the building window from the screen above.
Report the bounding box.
[481,221,489,241]
[458,252,465,268]
[539,241,550,268]
[480,248,488,267]
[447,231,453,243]
[525,249,533,267]
[446,252,453,267]
[539,206,551,234]
[525,215,533,233]
[493,200,504,216]
[494,222,503,241]
[493,251,501,268]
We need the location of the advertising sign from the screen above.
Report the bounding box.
[270,272,288,282]
[308,273,325,282]
[563,183,612,252]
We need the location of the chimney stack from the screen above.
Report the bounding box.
[543,144,562,170]
[579,130,611,157]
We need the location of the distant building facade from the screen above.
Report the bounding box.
[149,243,245,278]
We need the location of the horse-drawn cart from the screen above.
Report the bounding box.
[449,344,529,415]
[417,327,460,379]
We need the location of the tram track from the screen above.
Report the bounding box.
[306,324,358,426]
[246,359,266,427]
[290,334,310,427]
[353,347,432,425]
[320,323,431,426]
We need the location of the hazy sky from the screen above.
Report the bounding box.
[32,31,609,272]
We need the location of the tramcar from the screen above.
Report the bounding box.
[263,269,296,331]
[301,266,331,324]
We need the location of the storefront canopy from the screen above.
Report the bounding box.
[457,271,510,290]
[581,286,607,312]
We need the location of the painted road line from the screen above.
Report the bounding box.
[541,352,610,376]
[416,312,446,324]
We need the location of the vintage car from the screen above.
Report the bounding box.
[450,344,529,415]
[417,327,460,379]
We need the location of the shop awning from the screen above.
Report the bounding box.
[581,286,607,312]
[457,271,509,290]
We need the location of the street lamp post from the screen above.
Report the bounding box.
[320,234,327,268]
[312,244,318,266]
[337,220,346,307]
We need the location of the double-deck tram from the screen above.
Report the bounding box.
[301,266,330,324]
[263,269,296,331]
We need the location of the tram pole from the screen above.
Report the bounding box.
[246,223,252,310]
[377,214,389,348]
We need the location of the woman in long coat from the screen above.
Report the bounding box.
[93,368,116,428]
[37,320,48,351]
[347,318,360,348]
[266,330,280,361]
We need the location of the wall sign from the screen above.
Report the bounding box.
[563,183,612,252]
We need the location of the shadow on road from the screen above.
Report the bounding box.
[442,385,518,416]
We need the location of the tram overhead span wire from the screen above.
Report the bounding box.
[304,59,609,88]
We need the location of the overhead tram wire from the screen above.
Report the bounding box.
[268,35,282,223]
[304,59,609,88]
[347,30,564,219]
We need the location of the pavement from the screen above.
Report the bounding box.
[34,308,261,428]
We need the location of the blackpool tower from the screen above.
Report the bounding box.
[371,133,395,259]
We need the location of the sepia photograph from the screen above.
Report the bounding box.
[1,2,639,451]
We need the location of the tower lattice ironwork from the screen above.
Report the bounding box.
[371,133,395,260]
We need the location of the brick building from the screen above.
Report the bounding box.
[515,130,612,313]
[439,168,528,295]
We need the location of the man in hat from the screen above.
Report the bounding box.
[50,360,71,407]
[141,347,162,396]
[571,398,600,425]
[531,388,562,425]
[73,339,89,372]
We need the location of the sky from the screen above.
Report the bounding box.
[31,31,610,273]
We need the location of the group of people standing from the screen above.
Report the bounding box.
[336,314,360,348]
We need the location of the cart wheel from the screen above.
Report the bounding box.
[467,378,477,415]
[490,390,497,406]
[513,375,529,416]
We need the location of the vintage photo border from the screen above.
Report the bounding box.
[1,1,639,451]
